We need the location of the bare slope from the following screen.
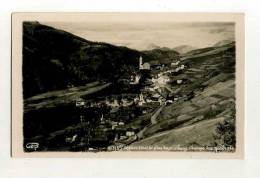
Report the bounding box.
[130,117,225,148]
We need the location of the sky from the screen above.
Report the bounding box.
[43,21,235,51]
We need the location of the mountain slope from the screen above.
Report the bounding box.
[130,117,225,148]
[23,22,181,98]
[23,22,142,98]
[129,42,236,149]
[143,48,180,65]
[173,45,196,54]
[213,40,234,47]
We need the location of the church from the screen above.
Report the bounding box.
[139,56,150,70]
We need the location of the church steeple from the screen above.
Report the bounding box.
[139,56,143,69]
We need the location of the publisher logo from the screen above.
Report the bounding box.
[26,143,39,151]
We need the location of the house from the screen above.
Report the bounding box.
[130,74,141,84]
[138,93,146,106]
[157,75,170,85]
[152,93,161,98]
[165,100,173,105]
[171,61,180,66]
[174,64,185,72]
[126,131,135,137]
[142,62,151,70]
[120,135,127,140]
[122,98,133,107]
[118,121,125,126]
[133,96,139,104]
[111,121,118,130]
[88,148,96,151]
[177,79,183,84]
[158,97,165,105]
[146,98,154,103]
[76,99,86,107]
[105,97,116,106]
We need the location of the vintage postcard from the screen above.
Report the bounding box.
[11,12,244,158]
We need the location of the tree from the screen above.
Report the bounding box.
[214,105,236,149]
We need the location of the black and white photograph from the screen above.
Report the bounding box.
[2,0,260,177]
[11,13,244,157]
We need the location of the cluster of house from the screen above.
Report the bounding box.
[104,93,160,107]
[75,95,137,109]
[175,64,185,72]
[114,129,137,141]
[70,111,138,148]
[120,56,184,87]
[97,114,138,142]
[71,56,193,149]
[75,99,106,108]
[137,90,167,106]
[151,75,170,86]
[171,61,180,66]
[105,97,134,108]
[157,64,185,77]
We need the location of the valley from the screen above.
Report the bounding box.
[22,22,236,152]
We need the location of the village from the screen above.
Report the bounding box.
[63,55,192,151]
[20,20,238,155]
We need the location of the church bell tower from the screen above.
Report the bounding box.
[139,56,143,69]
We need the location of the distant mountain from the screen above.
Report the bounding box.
[173,45,196,54]
[146,43,178,52]
[213,40,234,47]
[145,43,161,50]
[23,22,142,98]
[143,48,179,65]
[181,41,235,60]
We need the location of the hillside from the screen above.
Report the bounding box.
[143,48,180,65]
[213,40,234,47]
[181,42,235,59]
[173,45,196,54]
[129,42,236,150]
[23,22,142,98]
[23,22,180,98]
